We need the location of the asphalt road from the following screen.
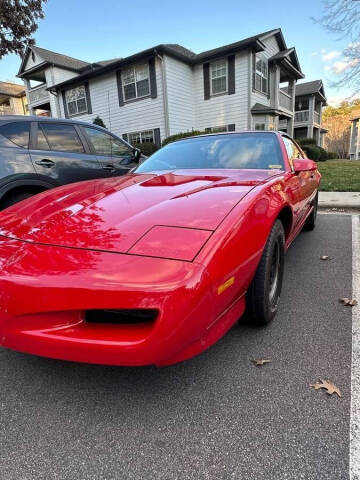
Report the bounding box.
[0,214,353,480]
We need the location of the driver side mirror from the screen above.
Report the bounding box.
[293,158,317,173]
[133,148,142,163]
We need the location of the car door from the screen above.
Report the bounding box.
[29,121,105,185]
[82,126,137,177]
[282,136,312,226]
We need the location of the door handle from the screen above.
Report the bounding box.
[35,159,55,168]
[103,164,115,172]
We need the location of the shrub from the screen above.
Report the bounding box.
[93,116,106,128]
[162,130,208,147]
[297,137,317,146]
[318,146,328,161]
[302,144,321,161]
[327,151,338,159]
[133,142,158,156]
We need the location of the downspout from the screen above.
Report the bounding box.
[155,50,170,139]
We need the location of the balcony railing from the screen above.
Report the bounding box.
[279,90,292,111]
[294,110,309,123]
[28,84,49,104]
[294,110,322,124]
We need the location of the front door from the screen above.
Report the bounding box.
[30,121,104,185]
[82,126,137,177]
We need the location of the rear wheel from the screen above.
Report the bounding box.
[245,220,285,326]
[303,193,318,231]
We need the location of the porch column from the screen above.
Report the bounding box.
[287,79,296,137]
[307,94,315,139]
[314,128,320,146]
[273,66,280,110]
[356,120,359,160]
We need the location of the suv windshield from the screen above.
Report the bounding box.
[135,132,284,173]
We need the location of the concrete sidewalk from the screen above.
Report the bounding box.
[319,191,360,209]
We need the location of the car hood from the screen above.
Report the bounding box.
[0,169,280,254]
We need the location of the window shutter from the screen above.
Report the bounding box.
[228,124,235,132]
[149,58,157,99]
[267,64,270,99]
[61,91,69,118]
[228,55,235,95]
[116,70,124,106]
[84,81,92,114]
[203,63,210,100]
[154,128,161,148]
[122,133,128,142]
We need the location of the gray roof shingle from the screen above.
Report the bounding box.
[31,46,90,71]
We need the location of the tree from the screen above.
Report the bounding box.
[0,0,47,59]
[322,99,360,157]
[317,0,360,92]
[92,116,107,128]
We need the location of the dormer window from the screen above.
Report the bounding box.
[65,85,88,116]
[210,60,227,95]
[254,56,268,95]
[122,64,150,101]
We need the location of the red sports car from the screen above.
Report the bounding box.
[0,131,320,366]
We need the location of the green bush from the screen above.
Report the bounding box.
[302,144,321,161]
[327,151,338,159]
[93,116,106,128]
[297,137,317,146]
[318,146,328,161]
[133,142,158,156]
[162,130,208,147]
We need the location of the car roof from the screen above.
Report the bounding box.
[0,115,104,130]
[171,130,282,142]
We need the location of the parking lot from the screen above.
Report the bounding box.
[0,213,355,480]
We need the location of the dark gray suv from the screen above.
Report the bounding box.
[0,116,142,208]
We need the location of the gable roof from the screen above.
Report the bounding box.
[269,47,304,79]
[295,80,327,104]
[0,81,25,97]
[20,28,301,91]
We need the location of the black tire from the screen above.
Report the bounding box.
[246,219,285,326]
[1,191,35,209]
[303,193,318,231]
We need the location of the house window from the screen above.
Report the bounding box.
[128,130,154,144]
[254,56,268,95]
[122,64,150,101]
[210,60,227,95]
[65,85,88,116]
[205,125,227,133]
[255,123,265,130]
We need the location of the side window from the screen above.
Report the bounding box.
[0,121,30,148]
[110,137,132,158]
[85,127,132,158]
[40,123,84,153]
[36,126,50,150]
[283,137,303,160]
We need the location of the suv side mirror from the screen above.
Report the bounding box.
[133,148,142,163]
[293,158,317,173]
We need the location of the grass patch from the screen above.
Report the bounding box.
[317,160,360,192]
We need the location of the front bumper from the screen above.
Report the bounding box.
[0,238,244,366]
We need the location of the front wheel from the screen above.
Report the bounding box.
[246,219,285,326]
[303,193,318,231]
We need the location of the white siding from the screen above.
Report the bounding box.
[251,34,281,110]
[59,58,166,140]
[47,67,80,117]
[193,50,249,131]
[24,50,44,70]
[164,55,194,134]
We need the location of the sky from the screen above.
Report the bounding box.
[0,0,355,105]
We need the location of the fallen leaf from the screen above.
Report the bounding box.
[251,359,271,366]
[320,255,330,260]
[310,379,342,397]
[339,298,358,306]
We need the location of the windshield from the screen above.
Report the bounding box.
[135,133,284,173]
